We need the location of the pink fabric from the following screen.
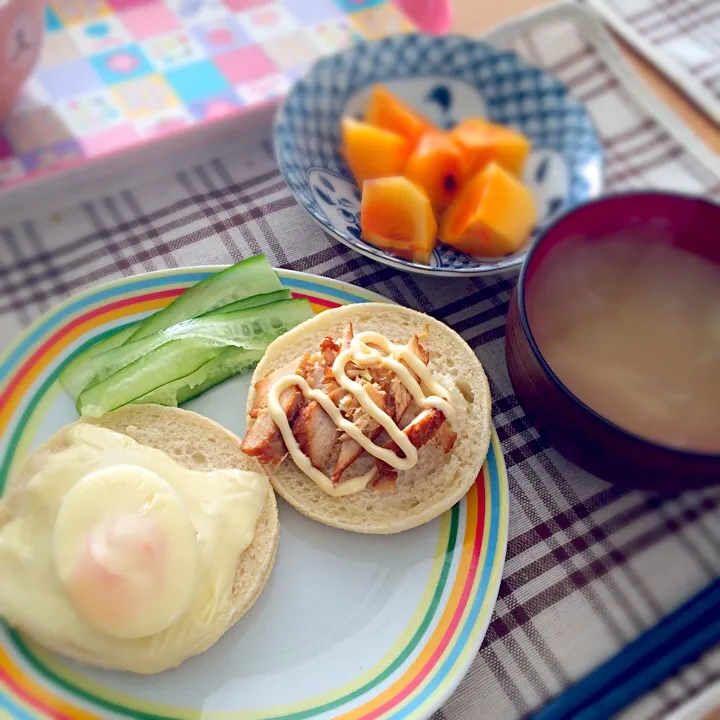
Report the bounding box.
[80,124,140,156]
[394,0,452,34]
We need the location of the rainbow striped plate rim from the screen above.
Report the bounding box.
[0,267,508,720]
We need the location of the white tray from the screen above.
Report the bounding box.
[1,2,719,229]
[582,0,720,125]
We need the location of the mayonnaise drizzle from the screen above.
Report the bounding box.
[267,330,454,496]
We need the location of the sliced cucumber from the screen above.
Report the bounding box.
[78,341,222,417]
[61,289,292,399]
[127,254,282,342]
[136,347,265,407]
[59,325,134,396]
[77,298,314,417]
[203,289,292,317]
[69,299,312,401]
[81,325,135,356]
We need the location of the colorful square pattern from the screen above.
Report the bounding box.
[90,45,155,83]
[0,0,414,188]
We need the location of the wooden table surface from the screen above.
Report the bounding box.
[452,0,720,155]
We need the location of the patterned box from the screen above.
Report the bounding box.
[0,0,414,190]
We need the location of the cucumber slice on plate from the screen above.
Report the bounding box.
[67,298,311,401]
[76,298,314,417]
[59,325,135,394]
[60,255,283,396]
[202,289,292,316]
[78,340,223,417]
[127,254,282,342]
[136,346,265,407]
[79,325,135,357]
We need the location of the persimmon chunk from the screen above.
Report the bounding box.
[341,117,410,186]
[365,85,434,146]
[451,118,531,176]
[403,130,467,213]
[440,162,537,258]
[361,176,437,265]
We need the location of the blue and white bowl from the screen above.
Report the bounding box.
[275,33,603,277]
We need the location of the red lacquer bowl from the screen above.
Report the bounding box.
[505,192,720,491]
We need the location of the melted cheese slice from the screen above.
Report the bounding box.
[0,424,268,671]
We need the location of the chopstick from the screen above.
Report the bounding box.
[530,578,720,719]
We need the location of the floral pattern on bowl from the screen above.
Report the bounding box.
[275,33,604,276]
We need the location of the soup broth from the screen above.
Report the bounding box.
[527,237,720,454]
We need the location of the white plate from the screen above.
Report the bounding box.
[0,267,509,720]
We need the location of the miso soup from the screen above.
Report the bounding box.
[527,238,720,454]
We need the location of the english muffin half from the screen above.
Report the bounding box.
[242,303,492,534]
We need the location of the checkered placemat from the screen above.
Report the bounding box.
[0,0,413,188]
[583,0,720,124]
[1,4,720,719]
